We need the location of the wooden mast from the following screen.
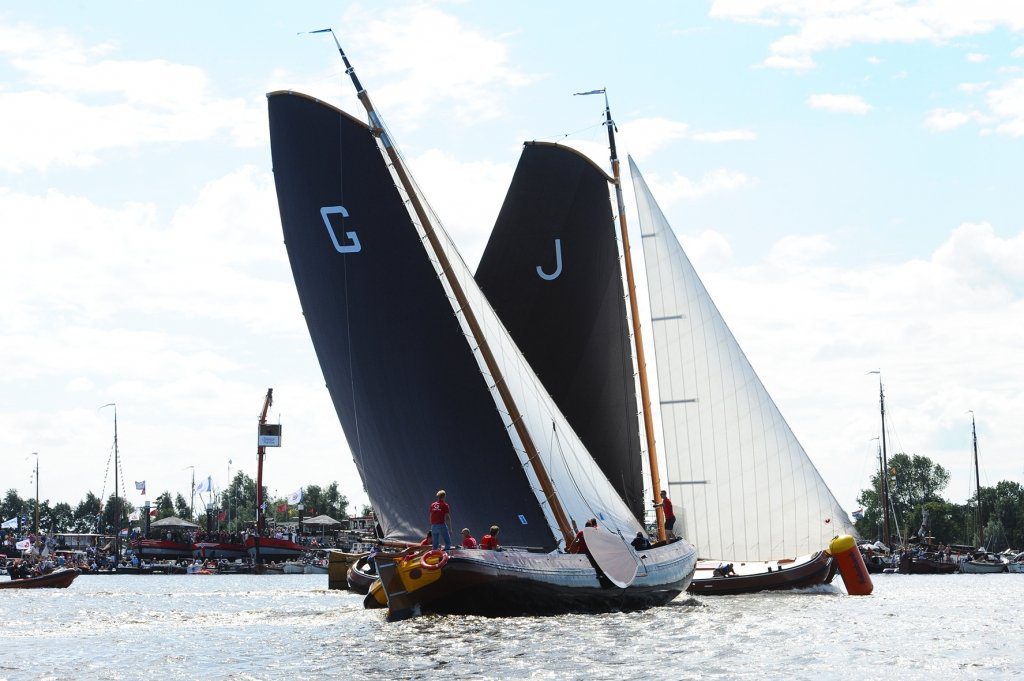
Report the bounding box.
[579,90,666,542]
[971,411,983,547]
[319,30,575,549]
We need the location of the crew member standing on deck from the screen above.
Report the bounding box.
[656,490,676,539]
[428,490,452,552]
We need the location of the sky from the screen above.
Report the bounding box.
[2,1,1022,522]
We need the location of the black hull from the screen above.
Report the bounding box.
[687,551,833,596]
[898,555,959,574]
[347,557,376,594]
[375,540,696,620]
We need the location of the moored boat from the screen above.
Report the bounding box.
[130,538,194,561]
[193,542,247,561]
[960,552,1007,574]
[0,568,78,589]
[245,536,304,562]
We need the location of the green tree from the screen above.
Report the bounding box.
[101,493,134,534]
[46,502,74,532]
[174,493,191,520]
[324,482,348,519]
[73,492,103,533]
[223,471,266,532]
[154,491,175,519]
[855,453,950,542]
[0,489,25,525]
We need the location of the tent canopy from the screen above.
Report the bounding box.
[149,516,199,529]
[301,514,343,527]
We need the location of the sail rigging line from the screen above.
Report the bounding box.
[317,29,576,548]
[577,88,667,542]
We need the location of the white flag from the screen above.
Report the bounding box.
[128,510,141,522]
[15,539,31,551]
[194,476,213,494]
[287,488,303,505]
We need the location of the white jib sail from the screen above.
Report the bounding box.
[630,156,854,561]
[377,136,645,548]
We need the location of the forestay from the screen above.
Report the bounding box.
[630,156,854,561]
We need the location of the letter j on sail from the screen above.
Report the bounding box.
[536,238,563,280]
[320,205,361,253]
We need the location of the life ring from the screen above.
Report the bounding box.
[419,549,449,571]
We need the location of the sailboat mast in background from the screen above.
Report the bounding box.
[316,28,575,547]
[970,410,983,547]
[577,89,666,542]
[869,371,893,547]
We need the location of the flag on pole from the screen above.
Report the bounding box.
[148,508,158,517]
[194,476,213,494]
[260,501,267,511]
[287,488,303,505]
[852,508,865,521]
[217,510,227,522]
[128,510,141,522]
[135,481,146,495]
[276,502,288,513]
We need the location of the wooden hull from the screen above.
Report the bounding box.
[328,550,365,590]
[0,568,78,589]
[131,540,194,561]
[374,539,696,620]
[687,551,833,595]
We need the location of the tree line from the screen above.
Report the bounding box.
[855,452,1024,550]
[2,471,370,535]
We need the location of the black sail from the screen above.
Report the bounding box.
[268,92,555,548]
[475,142,645,522]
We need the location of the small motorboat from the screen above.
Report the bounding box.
[687,551,834,595]
[960,552,1008,574]
[0,568,79,589]
[282,561,306,574]
[1008,553,1024,574]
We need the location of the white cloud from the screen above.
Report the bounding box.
[679,230,735,268]
[958,81,991,93]
[766,234,834,267]
[807,93,873,115]
[967,52,990,63]
[0,21,264,173]
[691,128,758,142]
[1013,46,1024,58]
[867,55,882,64]
[337,4,533,128]
[710,2,1024,69]
[986,77,1024,136]
[923,108,973,131]
[619,117,691,160]
[646,168,754,204]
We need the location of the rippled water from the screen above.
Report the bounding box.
[1,573,1021,679]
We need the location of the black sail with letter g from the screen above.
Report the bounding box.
[268,92,553,548]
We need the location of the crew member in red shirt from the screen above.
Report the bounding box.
[419,530,433,546]
[657,490,676,538]
[428,490,452,551]
[479,524,500,550]
[460,528,477,549]
[570,518,597,555]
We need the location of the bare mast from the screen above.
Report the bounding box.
[970,411,983,547]
[314,29,575,548]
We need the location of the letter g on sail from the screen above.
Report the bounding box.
[320,206,361,254]
[536,238,562,281]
